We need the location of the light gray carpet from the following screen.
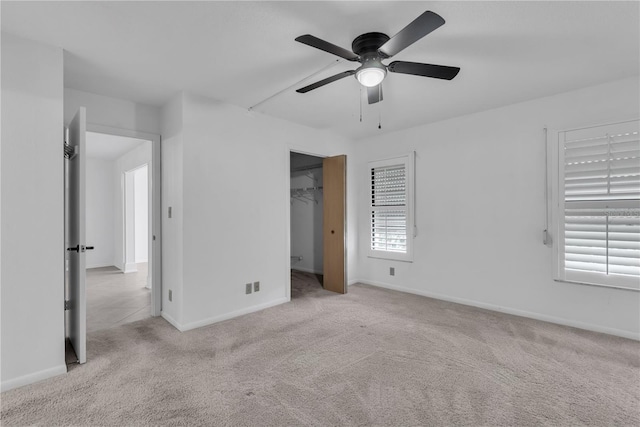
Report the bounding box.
[2,271,639,426]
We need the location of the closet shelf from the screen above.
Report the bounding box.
[290,186,323,193]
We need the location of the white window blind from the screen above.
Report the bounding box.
[558,119,640,290]
[369,154,414,261]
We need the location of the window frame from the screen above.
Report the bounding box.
[367,153,415,262]
[551,119,640,291]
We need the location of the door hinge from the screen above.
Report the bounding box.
[64,127,77,160]
[64,300,71,311]
[64,142,77,160]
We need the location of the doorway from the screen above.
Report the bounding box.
[64,118,162,364]
[290,152,325,296]
[288,150,347,298]
[84,133,152,333]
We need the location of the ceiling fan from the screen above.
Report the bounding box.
[295,11,460,104]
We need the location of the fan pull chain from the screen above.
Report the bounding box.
[378,86,382,129]
[359,86,363,122]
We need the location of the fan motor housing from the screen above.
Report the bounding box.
[352,32,390,56]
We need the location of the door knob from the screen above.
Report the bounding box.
[66,245,94,252]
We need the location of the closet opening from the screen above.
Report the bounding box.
[290,152,325,296]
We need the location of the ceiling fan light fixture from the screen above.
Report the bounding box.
[295,11,459,100]
[356,64,386,87]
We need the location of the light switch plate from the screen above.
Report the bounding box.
[245,283,252,294]
[254,281,260,292]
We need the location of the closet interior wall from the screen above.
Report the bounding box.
[290,153,324,275]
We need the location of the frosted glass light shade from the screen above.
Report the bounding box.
[356,67,386,87]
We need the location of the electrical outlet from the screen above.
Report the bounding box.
[254,281,260,292]
[246,283,252,294]
[390,267,395,276]
[168,289,173,301]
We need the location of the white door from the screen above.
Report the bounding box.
[67,107,87,364]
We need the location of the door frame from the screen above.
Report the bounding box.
[286,146,347,301]
[88,124,162,316]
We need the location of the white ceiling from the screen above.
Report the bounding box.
[86,131,146,160]
[2,1,638,140]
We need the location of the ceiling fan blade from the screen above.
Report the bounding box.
[388,61,460,80]
[295,35,360,61]
[378,11,445,58]
[296,70,356,93]
[367,85,383,104]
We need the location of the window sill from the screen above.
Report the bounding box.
[554,277,639,292]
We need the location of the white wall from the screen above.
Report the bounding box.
[64,88,161,134]
[134,165,149,263]
[85,157,115,268]
[160,94,184,326]
[1,33,66,391]
[160,92,355,330]
[113,144,152,272]
[290,166,323,274]
[353,76,640,339]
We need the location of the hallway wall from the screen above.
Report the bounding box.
[113,144,152,272]
[86,157,116,268]
[134,165,149,263]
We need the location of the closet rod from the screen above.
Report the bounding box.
[291,163,323,172]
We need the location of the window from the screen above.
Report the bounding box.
[369,153,414,261]
[555,119,640,290]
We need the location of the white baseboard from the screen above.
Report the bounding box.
[354,279,640,341]
[86,263,113,269]
[291,266,323,275]
[160,311,182,331]
[179,297,289,332]
[123,262,138,274]
[1,364,67,392]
